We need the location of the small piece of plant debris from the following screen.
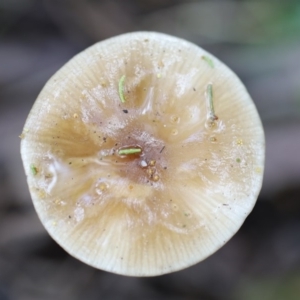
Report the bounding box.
[118,75,126,103]
[206,83,218,122]
[118,148,142,155]
[202,55,214,68]
[30,164,38,175]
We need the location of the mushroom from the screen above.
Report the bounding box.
[20,32,265,276]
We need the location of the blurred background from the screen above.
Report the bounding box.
[0,0,300,299]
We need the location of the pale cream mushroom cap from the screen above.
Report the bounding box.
[20,32,265,276]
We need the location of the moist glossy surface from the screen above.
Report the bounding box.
[20,32,265,276]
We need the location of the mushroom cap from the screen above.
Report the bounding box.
[20,32,265,276]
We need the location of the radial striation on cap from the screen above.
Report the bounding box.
[20,32,265,276]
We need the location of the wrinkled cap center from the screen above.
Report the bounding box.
[101,128,167,185]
